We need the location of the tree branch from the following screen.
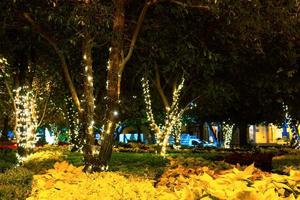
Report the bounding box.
[119,1,151,73]
[154,65,170,110]
[0,70,16,113]
[117,0,151,99]
[23,12,83,113]
[37,97,49,127]
[169,0,210,10]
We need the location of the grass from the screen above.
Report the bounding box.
[0,149,18,172]
[0,167,33,200]
[66,151,168,178]
[110,152,167,178]
[272,154,300,173]
[1,145,300,199]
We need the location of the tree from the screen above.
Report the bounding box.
[141,75,185,156]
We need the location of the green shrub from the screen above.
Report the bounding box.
[272,154,300,173]
[0,149,18,172]
[0,167,33,200]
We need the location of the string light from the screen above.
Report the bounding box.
[15,86,38,150]
[106,80,109,90]
[106,47,112,71]
[223,122,234,149]
[141,77,185,156]
[65,96,81,150]
[113,110,119,117]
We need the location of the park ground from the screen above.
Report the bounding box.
[1,144,300,200]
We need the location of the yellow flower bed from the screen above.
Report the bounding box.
[24,149,64,163]
[27,161,300,200]
[27,161,157,200]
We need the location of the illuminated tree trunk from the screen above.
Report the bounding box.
[82,36,96,172]
[0,64,17,136]
[66,97,81,150]
[96,0,125,170]
[223,123,234,149]
[15,86,37,155]
[142,77,185,156]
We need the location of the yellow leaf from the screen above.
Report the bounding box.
[181,187,195,200]
[244,163,255,175]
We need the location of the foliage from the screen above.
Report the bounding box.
[22,145,67,173]
[157,163,300,200]
[273,154,300,174]
[0,167,33,200]
[157,156,232,190]
[27,160,300,200]
[110,152,167,179]
[114,142,157,153]
[27,161,158,200]
[0,149,18,172]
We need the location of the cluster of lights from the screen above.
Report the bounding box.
[83,50,96,155]
[0,57,8,69]
[172,119,183,145]
[65,96,81,149]
[14,86,38,149]
[222,122,234,149]
[283,103,292,124]
[105,48,112,90]
[0,56,9,77]
[141,77,185,156]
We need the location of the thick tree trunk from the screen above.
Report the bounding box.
[96,0,125,170]
[82,37,96,172]
[238,122,248,147]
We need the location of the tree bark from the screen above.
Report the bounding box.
[155,65,170,110]
[82,36,96,172]
[96,0,125,170]
[117,1,150,99]
[238,122,248,147]
[0,115,9,141]
[23,13,82,113]
[137,126,142,143]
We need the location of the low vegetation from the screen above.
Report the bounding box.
[0,145,299,200]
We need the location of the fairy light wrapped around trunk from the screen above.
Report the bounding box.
[141,77,185,156]
[65,96,81,150]
[14,86,38,150]
[172,119,182,146]
[222,122,234,149]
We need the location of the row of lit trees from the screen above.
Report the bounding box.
[0,0,299,171]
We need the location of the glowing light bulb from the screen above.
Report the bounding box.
[113,110,119,117]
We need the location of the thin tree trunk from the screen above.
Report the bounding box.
[0,115,9,141]
[155,65,170,110]
[23,13,82,113]
[117,1,150,99]
[0,71,17,136]
[137,126,142,143]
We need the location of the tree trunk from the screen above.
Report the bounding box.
[82,36,96,172]
[115,124,125,143]
[137,126,142,143]
[0,115,9,141]
[217,123,222,147]
[238,122,248,147]
[199,121,204,140]
[96,0,125,170]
